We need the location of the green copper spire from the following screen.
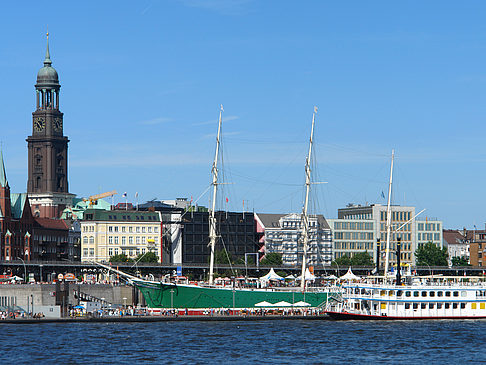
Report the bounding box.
[44,28,52,66]
[0,149,8,188]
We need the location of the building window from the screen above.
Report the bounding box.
[142,227,146,233]
[114,248,119,255]
[136,227,140,233]
[108,236,113,244]
[129,237,133,244]
[83,237,88,244]
[114,237,119,244]
[89,237,94,244]
[114,226,119,232]
[109,248,113,256]
[122,227,126,233]
[154,227,158,233]
[129,227,133,233]
[109,226,113,232]
[136,237,140,244]
[83,248,88,256]
[122,237,126,245]
[148,227,152,233]
[89,248,94,256]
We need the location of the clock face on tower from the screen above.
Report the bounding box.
[34,117,45,132]
[53,117,63,132]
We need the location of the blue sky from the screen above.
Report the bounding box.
[1,1,486,228]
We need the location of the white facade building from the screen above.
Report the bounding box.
[257,213,332,266]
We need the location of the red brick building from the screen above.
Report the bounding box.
[0,153,35,261]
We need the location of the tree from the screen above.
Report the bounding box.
[451,256,471,267]
[214,249,233,265]
[415,242,448,267]
[331,255,351,267]
[109,254,133,263]
[261,253,283,266]
[331,252,374,267]
[351,251,374,266]
[136,252,159,263]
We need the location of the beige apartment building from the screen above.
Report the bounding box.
[80,209,162,263]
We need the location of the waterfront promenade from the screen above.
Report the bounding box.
[0,313,331,324]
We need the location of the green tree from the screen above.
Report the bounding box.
[415,242,448,266]
[261,252,283,266]
[135,252,159,263]
[109,254,134,263]
[214,249,233,265]
[331,255,351,267]
[351,251,374,266]
[451,256,471,267]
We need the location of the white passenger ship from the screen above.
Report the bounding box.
[326,276,486,320]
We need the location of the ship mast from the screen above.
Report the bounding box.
[300,106,317,291]
[383,149,395,279]
[208,105,223,285]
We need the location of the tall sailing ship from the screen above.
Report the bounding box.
[102,106,337,310]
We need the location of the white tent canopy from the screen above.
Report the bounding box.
[340,268,360,281]
[285,274,296,280]
[325,274,338,280]
[293,301,311,307]
[255,301,273,307]
[297,268,316,281]
[260,268,284,281]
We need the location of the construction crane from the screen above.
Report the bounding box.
[83,190,117,206]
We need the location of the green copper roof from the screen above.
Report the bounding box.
[44,32,52,66]
[11,193,27,219]
[83,208,161,222]
[0,150,8,188]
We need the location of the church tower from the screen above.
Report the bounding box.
[27,33,74,218]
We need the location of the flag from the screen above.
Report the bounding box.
[226,197,229,203]
[381,191,385,199]
[135,192,138,198]
[190,196,193,203]
[122,192,127,197]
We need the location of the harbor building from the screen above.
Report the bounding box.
[80,209,162,263]
[467,228,486,267]
[443,229,469,266]
[178,210,258,265]
[138,199,188,264]
[332,204,443,266]
[337,204,416,266]
[27,34,75,219]
[255,213,332,267]
[416,218,443,248]
[327,219,376,261]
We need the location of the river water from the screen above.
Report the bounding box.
[1,319,485,364]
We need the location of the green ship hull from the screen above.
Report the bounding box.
[134,280,336,309]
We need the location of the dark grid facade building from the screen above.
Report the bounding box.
[181,211,258,264]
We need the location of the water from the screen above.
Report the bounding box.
[1,320,485,364]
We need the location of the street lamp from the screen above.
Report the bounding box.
[17,257,26,283]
